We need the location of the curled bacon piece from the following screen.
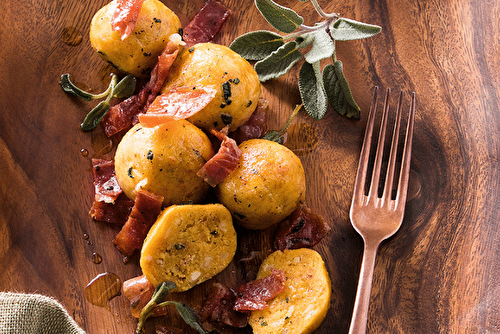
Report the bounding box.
[91,158,122,203]
[112,0,146,40]
[273,205,331,251]
[233,269,286,312]
[197,129,241,187]
[183,0,231,46]
[103,41,180,137]
[138,86,217,127]
[113,189,164,256]
[200,283,248,329]
[230,98,269,144]
[123,275,169,318]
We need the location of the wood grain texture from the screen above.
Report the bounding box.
[1,0,499,333]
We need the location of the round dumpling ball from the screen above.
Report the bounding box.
[216,139,306,230]
[89,0,181,77]
[161,43,261,132]
[114,121,214,206]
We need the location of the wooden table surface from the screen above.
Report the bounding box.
[1,0,499,333]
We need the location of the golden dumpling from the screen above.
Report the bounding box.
[140,204,237,291]
[249,248,332,334]
[216,139,306,230]
[162,43,261,131]
[114,121,214,206]
[89,0,181,77]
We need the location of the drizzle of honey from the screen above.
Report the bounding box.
[283,123,319,156]
[61,26,83,46]
[91,127,114,158]
[84,273,122,310]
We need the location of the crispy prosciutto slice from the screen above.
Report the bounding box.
[200,283,248,329]
[273,205,331,251]
[102,41,180,137]
[113,189,163,256]
[123,275,169,318]
[138,86,217,127]
[233,269,286,312]
[112,0,146,40]
[230,98,269,144]
[197,129,241,187]
[91,158,122,203]
[183,0,231,46]
[89,193,134,225]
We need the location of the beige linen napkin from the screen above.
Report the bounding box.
[0,292,85,334]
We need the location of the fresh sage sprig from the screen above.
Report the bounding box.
[60,73,136,131]
[136,281,206,334]
[230,0,381,120]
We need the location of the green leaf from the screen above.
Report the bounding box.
[80,101,110,131]
[112,75,136,98]
[254,41,303,82]
[329,17,382,41]
[60,74,93,101]
[323,60,360,119]
[255,0,304,33]
[263,104,302,142]
[302,29,335,64]
[229,31,285,61]
[299,61,328,120]
[175,302,206,334]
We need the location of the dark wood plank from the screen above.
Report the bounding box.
[1,0,499,333]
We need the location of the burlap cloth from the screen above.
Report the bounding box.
[0,292,86,334]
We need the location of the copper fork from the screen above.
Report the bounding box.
[348,87,416,334]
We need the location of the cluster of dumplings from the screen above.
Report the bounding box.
[89,0,332,333]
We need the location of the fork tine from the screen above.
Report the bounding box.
[353,86,379,203]
[396,92,416,205]
[382,90,404,203]
[367,88,391,201]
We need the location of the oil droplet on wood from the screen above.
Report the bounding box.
[85,273,122,310]
[92,252,102,264]
[284,123,318,156]
[61,26,83,46]
[83,233,89,240]
[80,148,89,157]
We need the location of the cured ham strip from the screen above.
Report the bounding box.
[111,0,145,40]
[138,86,217,127]
[273,205,331,251]
[103,41,179,137]
[230,98,269,144]
[89,193,134,225]
[200,283,248,329]
[123,275,169,318]
[113,189,164,256]
[197,129,241,187]
[183,0,231,46]
[233,269,286,312]
[91,158,122,203]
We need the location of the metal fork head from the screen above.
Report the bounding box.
[350,87,416,241]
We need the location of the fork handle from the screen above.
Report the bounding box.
[348,240,380,334]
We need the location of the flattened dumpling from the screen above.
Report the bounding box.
[249,248,332,334]
[140,204,237,291]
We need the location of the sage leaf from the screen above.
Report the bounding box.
[299,61,328,120]
[329,17,382,41]
[323,60,360,119]
[229,31,284,61]
[254,41,303,82]
[112,75,136,99]
[255,0,304,33]
[80,101,110,131]
[175,302,206,334]
[60,74,93,101]
[302,29,335,64]
[263,104,302,143]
